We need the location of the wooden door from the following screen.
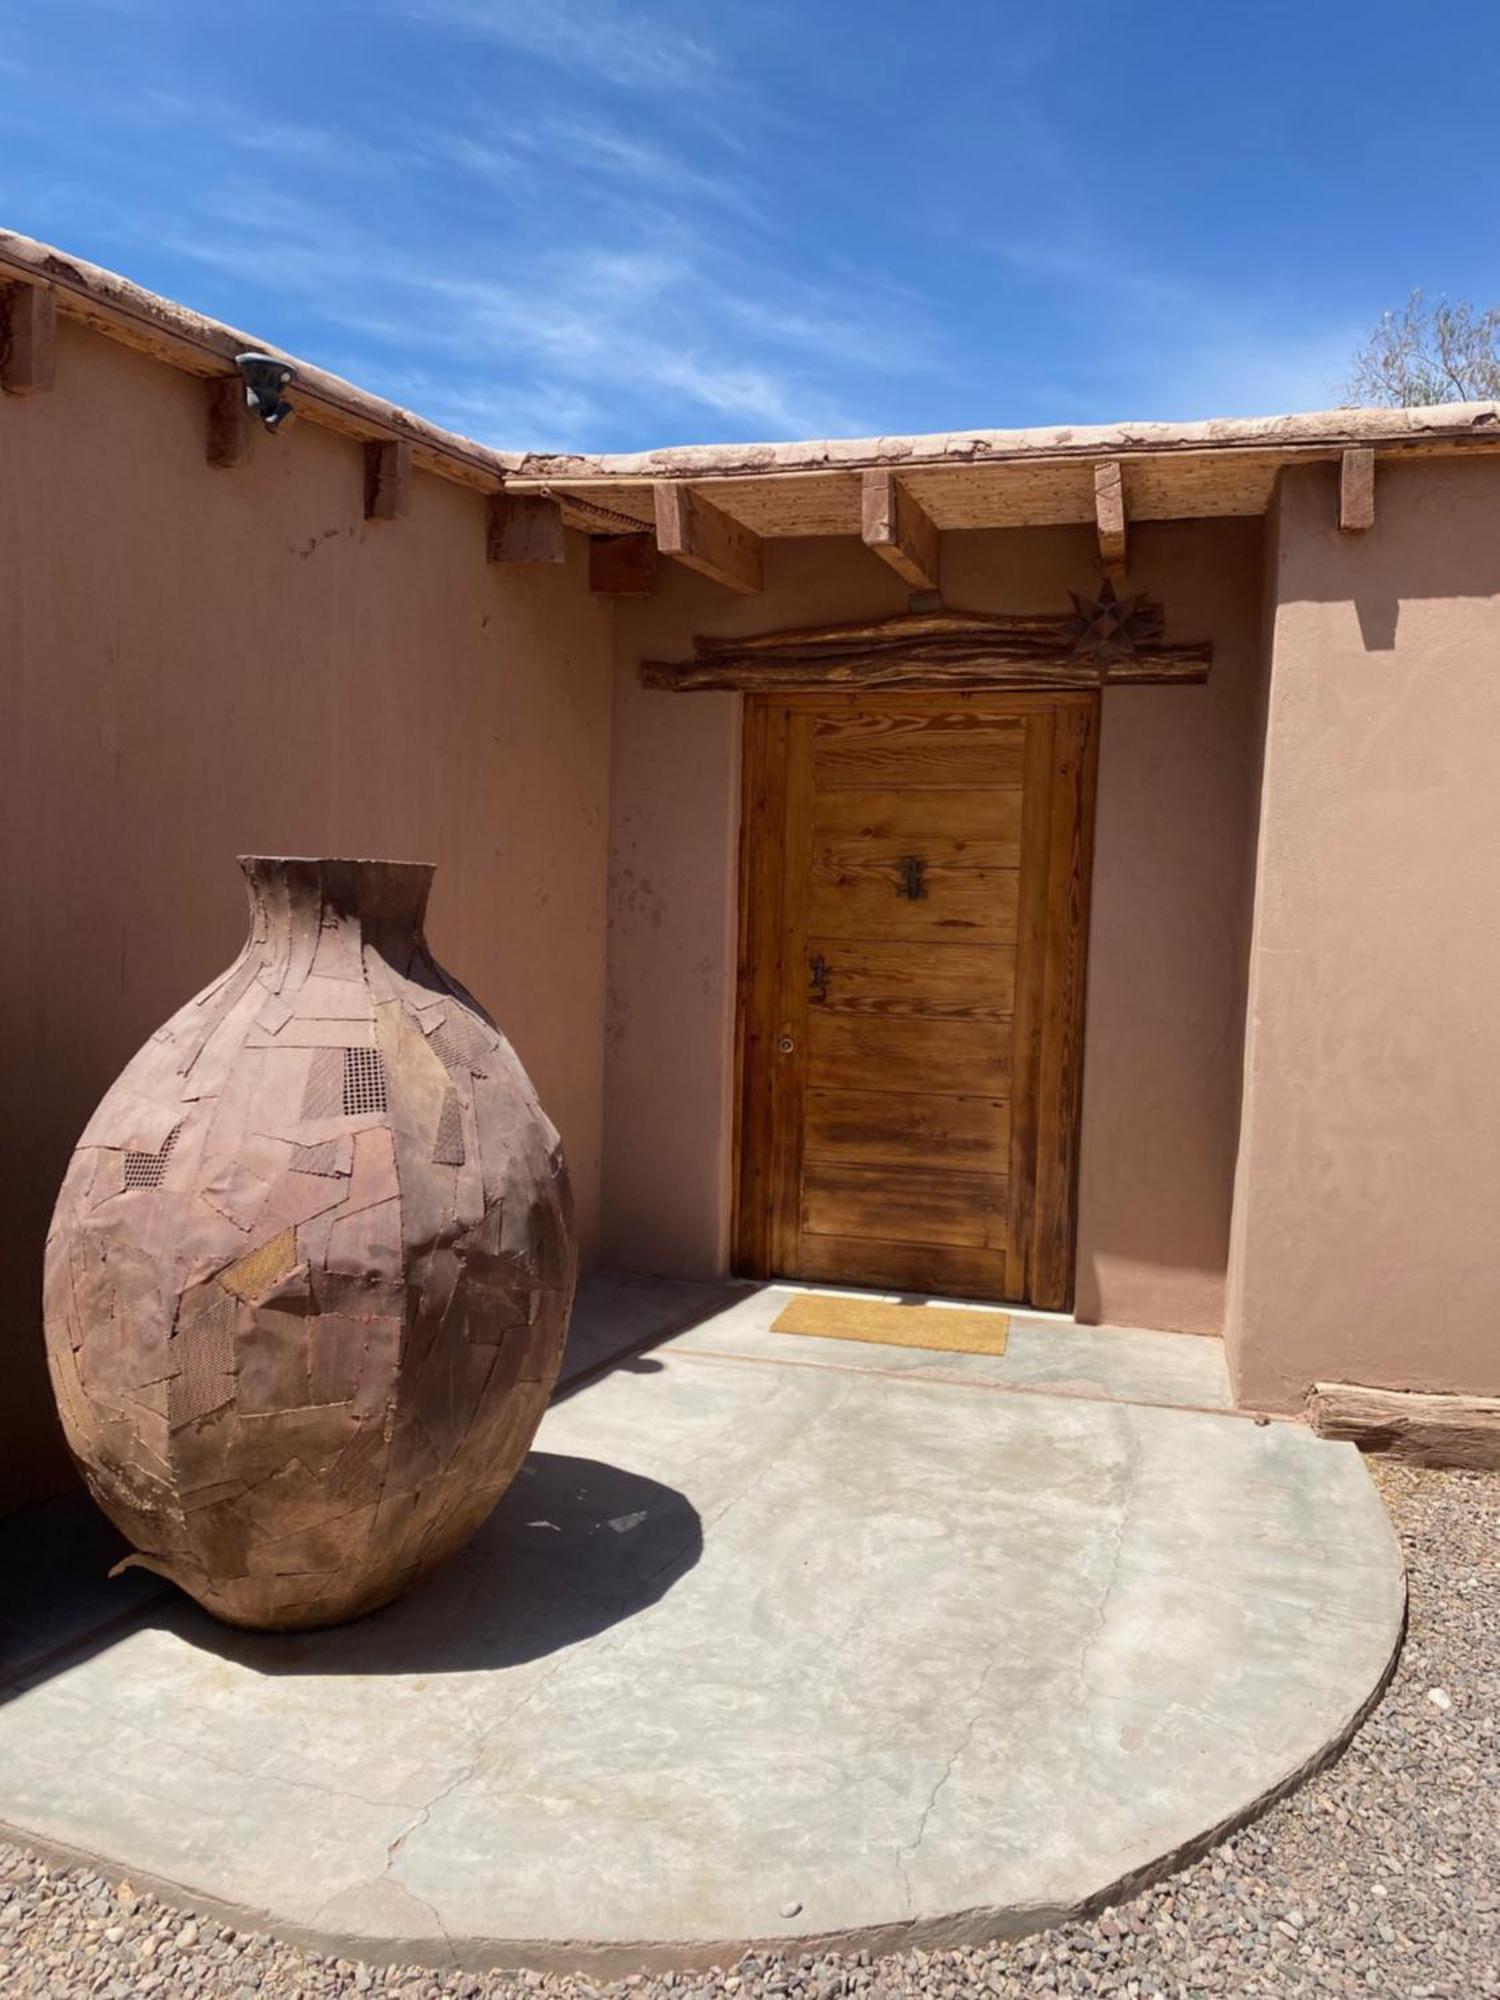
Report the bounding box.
[734,691,1098,1309]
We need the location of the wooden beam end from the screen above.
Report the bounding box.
[589,532,659,595]
[861,468,940,589]
[206,375,254,469]
[487,491,565,564]
[1094,459,1128,577]
[364,438,412,521]
[1,281,58,395]
[1339,447,1376,532]
[653,482,763,594]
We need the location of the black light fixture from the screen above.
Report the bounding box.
[234,352,297,432]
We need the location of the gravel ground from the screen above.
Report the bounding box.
[1,1459,1494,2000]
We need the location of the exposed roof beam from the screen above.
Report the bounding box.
[589,533,659,595]
[1094,459,1127,577]
[0,229,514,495]
[861,469,940,589]
[1339,448,1375,532]
[365,439,412,522]
[206,377,254,469]
[654,483,763,594]
[1,280,56,394]
[488,493,565,564]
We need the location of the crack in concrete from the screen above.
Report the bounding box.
[1073,1410,1145,1694]
[895,1649,1003,1907]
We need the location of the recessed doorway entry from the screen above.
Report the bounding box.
[734,690,1098,1309]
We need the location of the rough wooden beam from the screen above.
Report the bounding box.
[589,533,659,595]
[654,483,763,594]
[642,607,1211,691]
[0,281,57,393]
[206,376,254,469]
[487,492,565,564]
[861,469,940,589]
[1094,460,1127,575]
[364,439,412,521]
[0,229,514,496]
[1308,1381,1500,1470]
[1339,447,1375,531]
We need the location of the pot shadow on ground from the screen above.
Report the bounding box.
[1,1453,703,1695]
[180,1451,705,1679]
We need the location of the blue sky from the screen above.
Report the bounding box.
[3,1,1497,452]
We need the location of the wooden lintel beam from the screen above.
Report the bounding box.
[589,533,659,595]
[1339,447,1375,532]
[861,469,940,589]
[364,439,412,521]
[1094,460,1127,575]
[487,492,565,564]
[206,376,254,468]
[0,281,57,394]
[653,483,763,594]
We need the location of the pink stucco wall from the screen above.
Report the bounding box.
[1226,456,1500,1410]
[601,521,1269,1334]
[0,321,614,1510]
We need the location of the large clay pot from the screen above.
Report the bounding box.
[44,857,576,1630]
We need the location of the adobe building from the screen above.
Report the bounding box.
[3,226,1497,1512]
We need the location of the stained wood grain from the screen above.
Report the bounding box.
[813,788,1023,870]
[805,1088,1010,1171]
[813,710,1026,789]
[808,865,1020,944]
[1027,699,1100,1310]
[805,940,1015,1018]
[808,1012,1011,1094]
[794,1234,1009,1300]
[803,1163,1007,1249]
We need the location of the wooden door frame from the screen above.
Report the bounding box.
[731,687,1100,1311]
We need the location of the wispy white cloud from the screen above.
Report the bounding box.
[390,0,720,93]
[139,92,385,172]
[991,235,1359,419]
[145,178,888,446]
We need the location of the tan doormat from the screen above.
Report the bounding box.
[770,1292,1009,1356]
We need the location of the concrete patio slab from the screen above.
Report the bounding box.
[664,1281,1235,1412]
[0,1291,1403,1975]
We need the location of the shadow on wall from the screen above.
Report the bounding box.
[1282,458,1500,652]
[0,1452,702,1696]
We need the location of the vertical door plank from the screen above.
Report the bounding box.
[1004,708,1056,1302]
[771,714,816,1271]
[1028,698,1101,1309]
[732,700,790,1274]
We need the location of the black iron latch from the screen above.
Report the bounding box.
[898,855,927,901]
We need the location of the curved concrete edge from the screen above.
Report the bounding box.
[0,1580,1408,1979]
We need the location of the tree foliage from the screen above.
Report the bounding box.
[1346,291,1500,406]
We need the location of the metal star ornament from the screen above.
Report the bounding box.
[1065,580,1164,665]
